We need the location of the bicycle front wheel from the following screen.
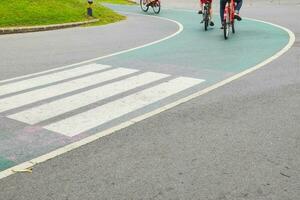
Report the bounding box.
[152,0,161,14]
[204,11,209,31]
[223,12,230,39]
[232,20,235,34]
[140,0,149,12]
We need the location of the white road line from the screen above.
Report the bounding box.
[45,77,204,137]
[9,72,169,124]
[0,64,109,96]
[0,68,137,113]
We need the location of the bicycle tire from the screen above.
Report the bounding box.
[204,11,208,31]
[140,0,149,12]
[232,20,235,34]
[205,20,209,31]
[224,23,228,40]
[152,0,161,14]
[224,15,230,39]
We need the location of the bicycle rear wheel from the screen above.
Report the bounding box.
[140,0,149,12]
[152,0,161,14]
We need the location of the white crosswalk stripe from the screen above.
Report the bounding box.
[8,72,169,124]
[0,67,137,112]
[44,77,204,137]
[0,64,110,96]
[3,64,205,137]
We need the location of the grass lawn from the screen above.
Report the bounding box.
[0,0,127,27]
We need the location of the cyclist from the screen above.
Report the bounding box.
[198,0,215,26]
[145,0,155,6]
[220,0,243,28]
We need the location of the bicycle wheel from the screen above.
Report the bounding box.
[204,12,209,31]
[152,0,161,14]
[224,15,230,39]
[203,5,209,31]
[140,0,149,12]
[232,20,235,34]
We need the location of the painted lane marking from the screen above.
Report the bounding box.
[45,77,204,137]
[8,72,169,124]
[0,64,109,96]
[0,67,137,113]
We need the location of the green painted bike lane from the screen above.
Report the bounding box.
[103,5,290,84]
[0,5,292,175]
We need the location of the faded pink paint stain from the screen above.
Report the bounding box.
[7,155,17,161]
[23,126,43,133]
[14,126,44,142]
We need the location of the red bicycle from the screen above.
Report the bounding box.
[223,0,235,40]
[140,0,161,14]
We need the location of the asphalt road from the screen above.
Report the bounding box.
[0,13,178,80]
[0,1,299,200]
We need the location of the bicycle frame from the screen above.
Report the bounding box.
[224,0,235,24]
[223,0,236,39]
[203,2,211,17]
[203,2,211,30]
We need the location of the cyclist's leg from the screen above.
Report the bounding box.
[199,0,204,14]
[220,0,227,27]
[209,2,215,26]
[234,0,243,20]
[235,0,243,13]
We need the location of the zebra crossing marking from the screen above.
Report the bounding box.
[8,72,169,124]
[44,77,204,137]
[0,67,137,112]
[0,63,110,96]
[2,63,205,137]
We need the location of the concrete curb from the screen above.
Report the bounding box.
[0,19,99,35]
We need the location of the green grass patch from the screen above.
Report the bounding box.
[0,0,126,27]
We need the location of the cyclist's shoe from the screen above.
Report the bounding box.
[198,10,203,14]
[210,21,215,26]
[220,21,225,29]
[234,13,242,21]
[200,20,204,24]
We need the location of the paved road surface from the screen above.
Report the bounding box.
[0,1,299,200]
[0,14,178,80]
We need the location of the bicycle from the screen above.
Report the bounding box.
[223,0,235,40]
[202,2,211,31]
[140,0,161,14]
